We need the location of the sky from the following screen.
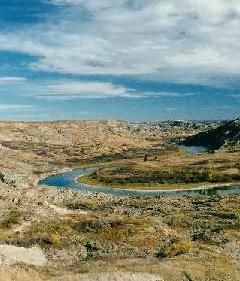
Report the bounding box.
[0,0,240,121]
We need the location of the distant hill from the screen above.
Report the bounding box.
[182,118,240,150]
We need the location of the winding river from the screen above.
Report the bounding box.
[38,166,240,197]
[38,145,240,197]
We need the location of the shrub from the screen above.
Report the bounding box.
[24,219,71,247]
[0,209,21,229]
[74,218,123,233]
[0,172,5,183]
[156,236,192,259]
[84,241,99,260]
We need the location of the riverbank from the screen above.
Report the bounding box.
[74,146,240,194]
[38,165,240,198]
[78,171,240,191]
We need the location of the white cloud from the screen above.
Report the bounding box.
[0,104,33,111]
[0,77,26,84]
[24,80,198,100]
[0,0,240,77]
[34,81,141,99]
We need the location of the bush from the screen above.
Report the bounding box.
[24,219,71,247]
[84,241,100,260]
[0,209,21,229]
[74,218,123,233]
[156,236,192,259]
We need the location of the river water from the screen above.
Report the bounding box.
[39,166,240,197]
[180,145,207,154]
[38,145,240,197]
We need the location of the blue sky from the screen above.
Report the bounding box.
[0,0,239,121]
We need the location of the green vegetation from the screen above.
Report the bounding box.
[77,155,240,191]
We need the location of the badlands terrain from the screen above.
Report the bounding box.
[0,120,239,281]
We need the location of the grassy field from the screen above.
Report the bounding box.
[77,148,240,191]
[78,173,240,191]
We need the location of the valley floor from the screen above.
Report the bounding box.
[0,121,239,281]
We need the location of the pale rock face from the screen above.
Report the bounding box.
[54,272,165,281]
[0,245,47,266]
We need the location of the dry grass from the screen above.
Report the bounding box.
[0,120,239,280]
[0,209,22,229]
[78,149,240,191]
[0,267,44,281]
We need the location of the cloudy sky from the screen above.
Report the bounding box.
[0,0,239,121]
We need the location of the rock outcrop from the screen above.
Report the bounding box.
[182,118,240,150]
